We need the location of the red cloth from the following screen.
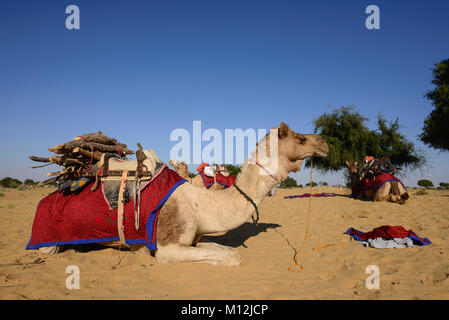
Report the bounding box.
[352,173,404,196]
[198,171,235,188]
[26,167,185,251]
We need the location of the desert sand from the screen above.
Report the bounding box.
[1,184,448,300]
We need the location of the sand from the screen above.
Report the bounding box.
[1,185,448,300]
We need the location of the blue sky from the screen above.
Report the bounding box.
[1,0,448,187]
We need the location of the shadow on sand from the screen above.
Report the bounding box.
[201,222,280,248]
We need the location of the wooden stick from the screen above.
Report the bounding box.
[30,163,53,169]
[29,156,51,163]
[72,147,104,161]
[49,140,133,155]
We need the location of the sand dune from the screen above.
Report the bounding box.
[1,185,448,300]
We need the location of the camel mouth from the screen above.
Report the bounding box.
[314,147,329,158]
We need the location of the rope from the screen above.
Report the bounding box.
[234,184,259,224]
[287,159,345,273]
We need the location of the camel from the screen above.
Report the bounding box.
[169,160,278,196]
[346,161,409,204]
[40,122,329,266]
[169,160,230,190]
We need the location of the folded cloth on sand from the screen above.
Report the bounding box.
[198,170,235,188]
[26,167,186,251]
[345,225,431,248]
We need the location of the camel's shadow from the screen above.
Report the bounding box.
[200,222,280,248]
[59,222,280,253]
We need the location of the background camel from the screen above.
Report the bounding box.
[346,161,409,204]
[40,122,329,266]
[169,160,278,195]
[169,160,230,190]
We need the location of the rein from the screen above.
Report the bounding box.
[233,184,259,224]
[233,161,280,225]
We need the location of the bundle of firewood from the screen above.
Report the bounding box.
[29,131,134,185]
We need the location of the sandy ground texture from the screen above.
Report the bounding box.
[0,185,448,300]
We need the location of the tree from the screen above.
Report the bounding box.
[279,177,298,188]
[307,106,425,172]
[439,182,449,190]
[417,179,433,188]
[419,59,449,151]
[24,179,37,185]
[224,164,241,178]
[305,182,318,187]
[188,172,196,179]
[0,177,22,188]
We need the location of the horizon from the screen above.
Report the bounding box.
[1,0,449,188]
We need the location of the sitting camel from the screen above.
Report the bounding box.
[169,160,278,196]
[169,160,230,190]
[346,161,409,204]
[40,122,329,266]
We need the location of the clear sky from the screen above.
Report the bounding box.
[1,0,448,187]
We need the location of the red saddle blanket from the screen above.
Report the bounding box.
[351,173,405,196]
[198,171,235,188]
[26,167,186,251]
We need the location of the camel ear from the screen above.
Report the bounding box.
[354,161,358,166]
[345,161,350,167]
[278,122,289,139]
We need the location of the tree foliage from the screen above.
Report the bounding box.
[0,177,22,188]
[420,59,449,151]
[279,176,298,188]
[417,179,433,188]
[439,182,449,190]
[24,179,37,185]
[224,164,241,178]
[307,106,425,172]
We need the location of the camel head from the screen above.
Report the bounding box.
[345,161,358,174]
[345,161,359,184]
[169,160,189,179]
[273,122,329,172]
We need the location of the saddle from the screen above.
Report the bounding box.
[360,157,398,180]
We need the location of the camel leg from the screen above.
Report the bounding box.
[155,242,242,266]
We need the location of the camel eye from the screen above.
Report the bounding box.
[297,134,307,143]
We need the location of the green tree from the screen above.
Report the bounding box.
[307,106,425,172]
[24,179,36,185]
[0,177,22,188]
[188,172,196,179]
[417,179,434,188]
[439,182,449,189]
[305,182,318,187]
[279,177,298,188]
[224,164,241,178]
[419,59,449,151]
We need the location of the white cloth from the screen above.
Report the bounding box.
[360,237,414,249]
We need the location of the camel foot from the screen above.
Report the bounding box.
[156,242,242,266]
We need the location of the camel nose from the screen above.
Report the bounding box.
[317,136,329,152]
